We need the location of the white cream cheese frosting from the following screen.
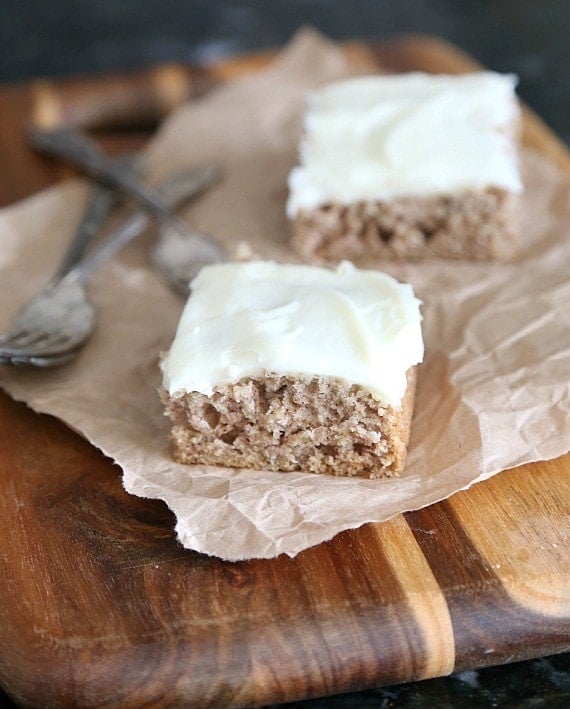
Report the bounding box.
[287,72,522,217]
[161,261,423,407]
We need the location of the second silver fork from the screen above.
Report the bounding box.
[0,165,220,366]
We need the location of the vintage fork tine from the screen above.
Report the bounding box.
[0,317,72,351]
[0,306,80,353]
[0,182,118,347]
[0,336,61,356]
[0,331,47,349]
[0,350,77,367]
[0,277,97,359]
[0,321,67,349]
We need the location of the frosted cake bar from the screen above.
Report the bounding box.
[161,261,423,478]
[288,72,522,261]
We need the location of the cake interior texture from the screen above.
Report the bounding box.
[162,368,416,479]
[292,188,517,262]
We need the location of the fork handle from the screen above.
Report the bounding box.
[62,164,221,284]
[29,127,173,220]
[52,182,118,280]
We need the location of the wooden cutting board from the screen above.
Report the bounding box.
[0,36,568,709]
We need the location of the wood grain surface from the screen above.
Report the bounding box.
[0,36,568,708]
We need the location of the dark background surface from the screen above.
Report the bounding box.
[1,0,569,143]
[1,1,568,707]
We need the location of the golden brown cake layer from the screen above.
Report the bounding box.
[292,188,517,262]
[162,368,417,479]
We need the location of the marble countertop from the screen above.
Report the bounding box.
[276,653,570,708]
[0,1,568,707]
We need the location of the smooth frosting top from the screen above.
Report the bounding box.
[162,261,423,406]
[287,72,522,217]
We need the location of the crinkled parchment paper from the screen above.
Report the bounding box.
[0,31,569,560]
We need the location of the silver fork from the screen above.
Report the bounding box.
[0,155,138,352]
[29,127,226,294]
[0,181,117,351]
[0,166,220,367]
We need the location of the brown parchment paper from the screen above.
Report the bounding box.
[0,31,569,560]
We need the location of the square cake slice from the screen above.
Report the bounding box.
[287,72,522,262]
[161,261,423,478]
